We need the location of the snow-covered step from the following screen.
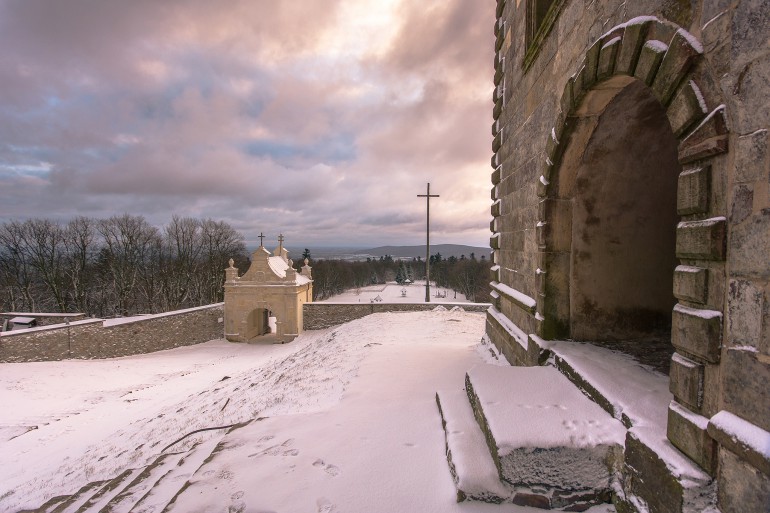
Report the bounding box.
[465,364,626,510]
[129,434,227,513]
[435,389,511,503]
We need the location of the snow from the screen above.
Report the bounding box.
[644,39,669,53]
[2,310,620,513]
[547,341,711,483]
[487,306,528,350]
[710,410,770,461]
[676,28,704,54]
[689,80,708,113]
[318,280,473,303]
[674,303,722,320]
[602,36,621,50]
[491,283,536,310]
[101,303,223,327]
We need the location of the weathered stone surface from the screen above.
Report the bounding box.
[667,402,717,474]
[716,447,770,513]
[623,431,685,513]
[721,347,770,433]
[675,217,727,260]
[537,198,572,252]
[652,30,702,105]
[597,36,620,80]
[616,19,652,76]
[727,279,763,348]
[302,302,490,331]
[708,410,770,477]
[673,265,708,304]
[728,208,770,276]
[677,166,711,215]
[730,183,754,224]
[0,305,224,363]
[678,106,729,164]
[634,40,667,86]
[669,352,704,409]
[667,80,708,137]
[671,303,722,363]
[735,129,769,183]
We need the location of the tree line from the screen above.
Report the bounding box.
[0,215,248,317]
[306,252,492,303]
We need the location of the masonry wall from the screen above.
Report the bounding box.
[0,304,224,363]
[491,0,769,511]
[304,302,491,330]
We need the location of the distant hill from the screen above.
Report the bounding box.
[360,244,491,260]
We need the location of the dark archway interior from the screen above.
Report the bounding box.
[569,80,680,374]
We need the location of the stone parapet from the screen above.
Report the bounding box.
[303,302,490,330]
[0,304,224,363]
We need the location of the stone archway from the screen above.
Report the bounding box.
[534,18,729,472]
[224,240,313,343]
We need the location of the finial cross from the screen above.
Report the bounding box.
[258,232,266,247]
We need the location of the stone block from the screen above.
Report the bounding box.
[492,130,503,153]
[735,129,769,183]
[634,40,667,86]
[490,233,500,250]
[493,97,502,120]
[537,198,571,252]
[616,19,652,76]
[678,106,729,164]
[730,184,753,224]
[708,410,770,477]
[652,30,702,106]
[583,39,602,90]
[623,431,686,513]
[716,447,770,513]
[677,166,711,216]
[727,279,763,348]
[597,36,620,80]
[667,80,708,138]
[676,217,727,260]
[491,200,501,217]
[667,401,717,475]
[671,303,722,363]
[491,165,501,185]
[673,265,708,304]
[728,208,770,277]
[722,347,770,433]
[536,251,570,339]
[669,352,704,410]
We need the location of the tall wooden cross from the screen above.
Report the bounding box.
[258,232,266,247]
[417,183,439,302]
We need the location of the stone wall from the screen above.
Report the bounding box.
[0,304,224,363]
[491,0,769,511]
[304,302,491,330]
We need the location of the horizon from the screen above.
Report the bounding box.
[0,1,494,248]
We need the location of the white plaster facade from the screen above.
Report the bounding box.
[223,242,312,343]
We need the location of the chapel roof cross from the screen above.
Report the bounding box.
[258,232,266,247]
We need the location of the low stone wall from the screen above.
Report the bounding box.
[303,302,491,330]
[0,304,224,363]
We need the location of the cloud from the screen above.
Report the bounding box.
[0,0,495,248]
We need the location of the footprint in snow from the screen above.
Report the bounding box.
[317,497,336,512]
[313,459,341,477]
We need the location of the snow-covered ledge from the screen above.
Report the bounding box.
[708,410,770,475]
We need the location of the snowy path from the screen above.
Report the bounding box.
[0,310,614,513]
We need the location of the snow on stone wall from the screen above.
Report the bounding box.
[0,304,224,363]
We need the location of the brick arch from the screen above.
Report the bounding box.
[535,17,729,346]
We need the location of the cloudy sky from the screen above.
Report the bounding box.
[0,1,494,248]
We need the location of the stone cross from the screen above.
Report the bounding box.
[418,182,440,302]
[258,232,266,247]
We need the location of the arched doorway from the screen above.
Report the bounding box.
[559,78,680,372]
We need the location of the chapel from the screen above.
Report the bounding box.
[223,236,313,343]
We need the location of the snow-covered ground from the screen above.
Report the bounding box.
[319,280,472,303]
[0,310,616,513]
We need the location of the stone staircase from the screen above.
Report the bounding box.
[22,427,233,513]
[437,356,718,512]
[437,364,626,510]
